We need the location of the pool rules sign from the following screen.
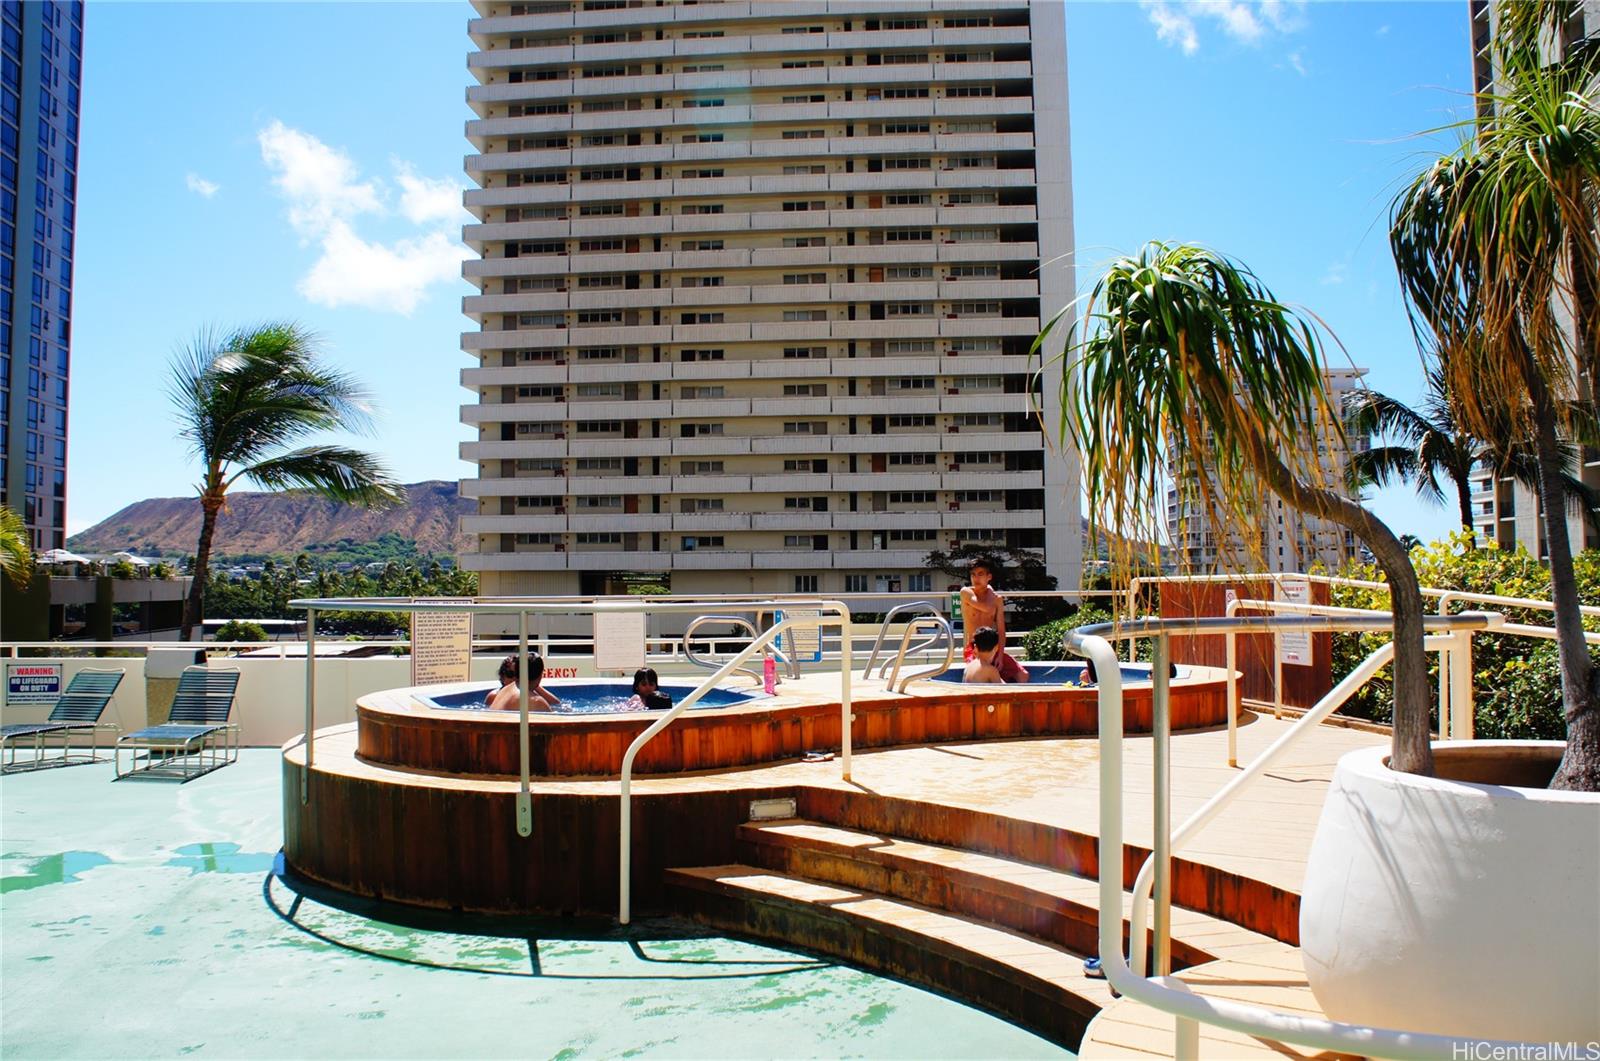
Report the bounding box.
[5,663,61,705]
[410,599,473,686]
[1277,579,1314,666]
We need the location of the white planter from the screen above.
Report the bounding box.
[1300,741,1600,1042]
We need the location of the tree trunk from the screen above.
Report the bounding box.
[180,498,222,643]
[1527,372,1600,791]
[1455,470,1476,546]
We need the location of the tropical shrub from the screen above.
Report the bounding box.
[213,620,269,643]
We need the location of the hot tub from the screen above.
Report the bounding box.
[416,681,762,714]
[927,661,1183,686]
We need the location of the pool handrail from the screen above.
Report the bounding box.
[681,614,769,687]
[860,600,944,681]
[884,615,956,693]
[1068,610,1520,1059]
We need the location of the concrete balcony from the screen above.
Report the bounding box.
[833,395,939,415]
[751,359,838,378]
[569,437,673,457]
[935,206,1037,227]
[467,74,675,105]
[672,397,753,418]
[937,279,1039,300]
[751,322,833,342]
[463,401,570,424]
[944,471,1044,490]
[566,551,671,571]
[667,475,752,493]
[748,246,834,268]
[461,515,569,534]
[567,474,670,495]
[829,356,942,378]
[748,473,832,492]
[943,510,1042,529]
[671,323,754,343]
[671,512,753,532]
[671,360,755,381]
[751,396,832,416]
[941,316,1040,337]
[460,552,570,572]
[460,440,568,461]
[671,549,754,569]
[673,285,752,307]
[462,325,671,350]
[461,477,569,498]
[463,292,569,317]
[831,472,942,491]
[751,513,835,531]
[468,44,576,70]
[751,435,834,455]
[831,320,941,340]
[569,513,672,531]
[569,361,672,383]
[831,511,943,530]
[670,436,756,457]
[461,364,565,388]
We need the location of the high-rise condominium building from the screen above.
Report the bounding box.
[1166,368,1368,574]
[0,0,80,551]
[460,0,1079,600]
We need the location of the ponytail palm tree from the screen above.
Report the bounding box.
[1390,0,1600,789]
[1043,242,1437,776]
[170,323,404,641]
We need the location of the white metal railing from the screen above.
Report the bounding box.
[1068,611,1523,1059]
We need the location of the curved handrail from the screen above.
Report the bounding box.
[682,614,765,686]
[1068,610,1518,1059]
[887,615,956,693]
[861,600,943,680]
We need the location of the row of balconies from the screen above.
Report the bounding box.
[464,240,1040,279]
[459,429,1042,461]
[468,132,1034,174]
[466,1,1032,33]
[462,469,1042,496]
[460,548,938,572]
[465,206,1036,245]
[464,506,1034,533]
[466,168,1036,208]
[461,315,1040,350]
[466,62,1037,110]
[461,393,1033,422]
[462,353,1033,386]
[464,279,1036,316]
[467,95,1032,143]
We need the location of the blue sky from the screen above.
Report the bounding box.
[70,1,1474,544]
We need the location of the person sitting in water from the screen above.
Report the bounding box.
[963,627,1010,684]
[624,667,673,711]
[486,652,562,711]
[1079,656,1098,686]
[960,559,1029,683]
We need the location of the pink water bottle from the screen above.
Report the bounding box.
[763,653,778,694]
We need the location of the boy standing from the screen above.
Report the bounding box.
[960,559,1029,683]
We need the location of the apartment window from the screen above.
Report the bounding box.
[680,312,725,324]
[881,86,930,99]
[683,98,725,108]
[783,421,828,434]
[680,460,725,475]
[581,134,622,147]
[511,207,565,222]
[577,309,623,325]
[680,536,725,550]
[888,452,936,465]
[888,491,936,504]
[946,84,996,98]
[684,133,725,143]
[784,458,829,472]
[782,59,824,68]
[783,164,827,175]
[511,172,567,186]
[890,377,934,390]
[515,495,561,508]
[887,339,935,353]
[785,496,828,510]
[783,236,826,247]
[783,383,827,396]
[950,301,1001,316]
[886,193,931,206]
[576,458,623,472]
[883,157,932,170]
[782,25,825,34]
[948,228,1000,243]
[957,490,1001,503]
[888,414,934,428]
[583,100,627,112]
[679,349,725,363]
[881,17,927,29]
[577,274,625,288]
[957,529,1004,542]
[885,229,933,242]
[783,535,816,548]
[844,574,868,593]
[577,204,624,220]
[944,50,995,63]
[577,238,624,251]
[579,168,625,182]
[944,15,993,27]
[681,203,724,214]
[783,309,827,321]
[681,63,725,73]
[680,423,725,437]
[886,266,933,281]
[583,65,627,78]
[947,156,997,170]
[884,122,930,135]
[946,120,997,134]
[679,497,724,511]
[583,31,627,43]
[957,413,1002,427]
[782,94,826,104]
[682,168,726,179]
[576,496,622,510]
[783,273,826,285]
[515,422,563,436]
[888,529,937,542]
[575,383,623,398]
[682,239,725,250]
[513,241,564,255]
[795,575,820,593]
[516,458,562,472]
[679,385,725,398]
[576,421,625,434]
[513,102,570,115]
[886,302,932,316]
[577,346,622,360]
[517,385,562,399]
[950,338,1001,354]
[783,346,826,358]
[882,52,929,64]
[948,263,999,278]
[576,532,623,545]
[514,533,556,545]
[782,200,826,211]
[955,375,1002,389]
[513,278,563,294]
[682,29,725,38]
[680,275,724,287]
[908,573,933,592]
[517,312,565,328]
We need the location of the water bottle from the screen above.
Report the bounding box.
[763,653,777,695]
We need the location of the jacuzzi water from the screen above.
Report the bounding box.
[419,682,762,714]
[929,662,1182,685]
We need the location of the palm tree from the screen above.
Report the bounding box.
[1344,367,1482,536]
[0,504,32,589]
[170,323,404,641]
[1389,1,1600,790]
[1043,242,1437,776]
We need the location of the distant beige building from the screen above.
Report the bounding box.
[1166,368,1368,573]
[458,0,1079,599]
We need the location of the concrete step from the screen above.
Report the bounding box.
[665,863,1115,1048]
[737,819,1289,971]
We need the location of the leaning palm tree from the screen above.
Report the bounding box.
[0,504,32,589]
[170,323,404,641]
[1043,242,1438,776]
[1390,1,1600,790]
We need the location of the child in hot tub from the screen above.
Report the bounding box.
[624,667,673,711]
[487,653,562,711]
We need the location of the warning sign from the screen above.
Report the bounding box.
[6,663,62,705]
[1277,580,1313,666]
[410,599,473,686]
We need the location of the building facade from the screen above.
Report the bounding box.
[1166,368,1368,574]
[0,0,79,552]
[459,0,1079,599]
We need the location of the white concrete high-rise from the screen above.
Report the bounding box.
[459,0,1079,599]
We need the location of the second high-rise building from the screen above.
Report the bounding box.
[460,0,1078,598]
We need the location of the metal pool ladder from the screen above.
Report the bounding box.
[682,613,798,685]
[861,601,956,693]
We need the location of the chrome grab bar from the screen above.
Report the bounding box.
[886,615,956,693]
[682,614,765,686]
[861,600,943,680]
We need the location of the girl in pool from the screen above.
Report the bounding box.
[624,667,673,711]
[487,653,562,711]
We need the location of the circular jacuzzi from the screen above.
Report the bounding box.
[927,661,1182,686]
[416,681,762,714]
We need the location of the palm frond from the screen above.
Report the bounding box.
[234,446,405,508]
[0,504,32,589]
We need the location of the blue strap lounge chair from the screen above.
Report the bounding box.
[115,667,240,782]
[1,668,125,773]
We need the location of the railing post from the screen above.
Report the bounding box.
[302,607,316,804]
[838,603,853,782]
[1450,628,1474,740]
[1437,593,1455,740]
[1224,601,1239,768]
[517,610,532,838]
[1151,633,1173,978]
[1272,630,1283,719]
[1175,1016,1199,1060]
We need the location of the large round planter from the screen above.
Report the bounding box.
[1300,741,1599,1042]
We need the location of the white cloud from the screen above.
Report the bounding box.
[185,172,220,198]
[1320,262,1348,286]
[1142,0,1306,54]
[1376,24,1390,37]
[1287,49,1308,76]
[394,162,465,224]
[258,121,464,316]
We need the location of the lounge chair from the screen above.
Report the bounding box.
[1,668,125,773]
[115,667,240,782]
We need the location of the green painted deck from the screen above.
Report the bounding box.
[0,752,1066,1059]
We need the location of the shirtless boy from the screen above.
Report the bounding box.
[960,559,1029,683]
[963,626,1006,683]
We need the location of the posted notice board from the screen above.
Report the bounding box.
[411,599,473,686]
[5,663,62,706]
[1277,580,1314,666]
[594,612,646,673]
